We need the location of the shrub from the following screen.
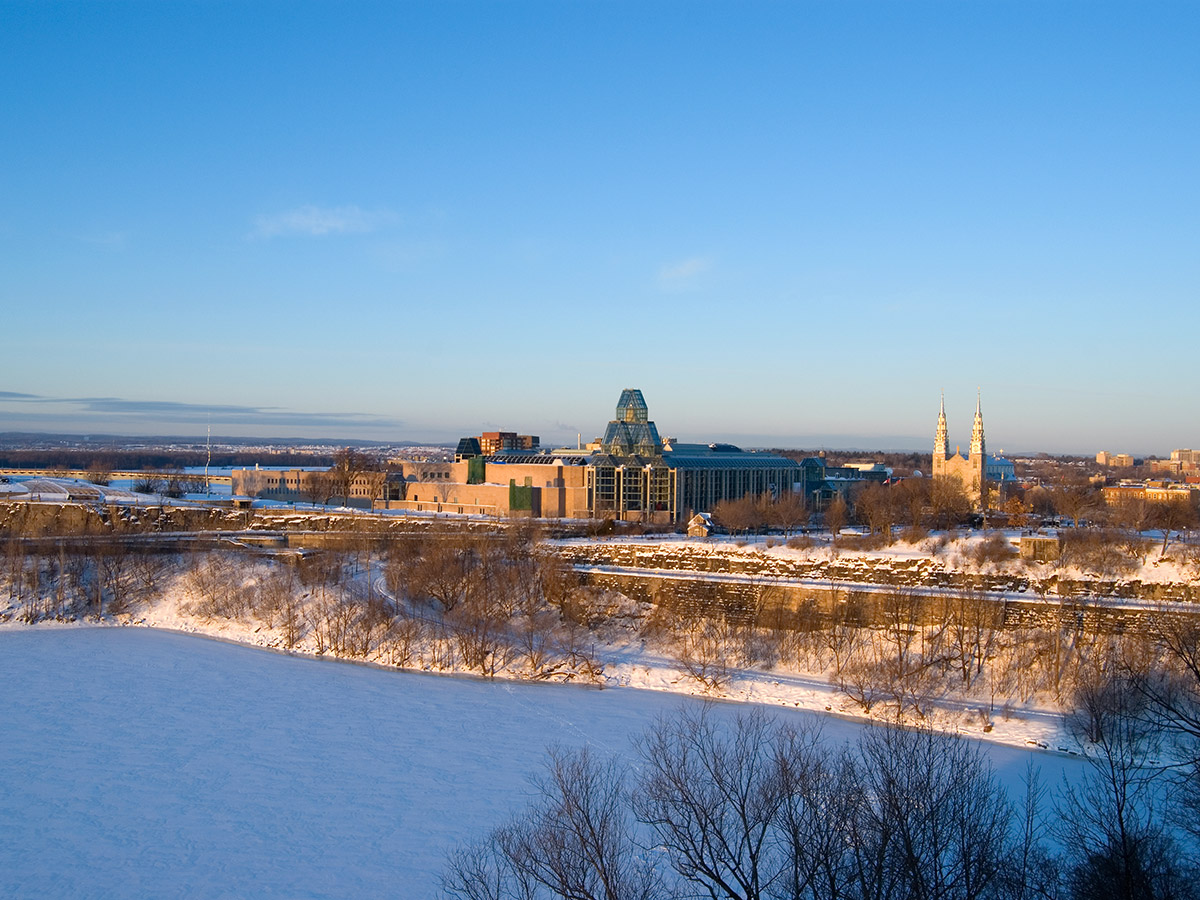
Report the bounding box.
[970,532,1017,567]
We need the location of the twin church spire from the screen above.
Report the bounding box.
[932,391,988,508]
[935,390,985,461]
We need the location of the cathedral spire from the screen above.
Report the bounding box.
[970,390,985,459]
[934,390,948,460]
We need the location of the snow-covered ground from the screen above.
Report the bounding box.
[0,627,1088,899]
[94,566,1070,752]
[0,532,1083,752]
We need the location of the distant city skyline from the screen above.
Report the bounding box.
[0,386,1187,458]
[3,2,1197,456]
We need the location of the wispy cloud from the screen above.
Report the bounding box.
[0,392,402,431]
[251,205,398,239]
[657,256,713,291]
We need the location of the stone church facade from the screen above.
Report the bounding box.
[932,393,987,508]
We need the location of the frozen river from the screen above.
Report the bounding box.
[0,627,1083,898]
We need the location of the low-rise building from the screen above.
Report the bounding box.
[1102,481,1200,506]
[231,466,404,507]
[687,512,715,537]
[479,431,539,454]
[1150,459,1186,475]
[1096,451,1137,467]
[1020,534,1062,562]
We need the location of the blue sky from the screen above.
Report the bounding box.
[2,1,1197,454]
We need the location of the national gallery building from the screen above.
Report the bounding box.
[404,389,811,523]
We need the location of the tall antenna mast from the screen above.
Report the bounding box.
[205,417,212,497]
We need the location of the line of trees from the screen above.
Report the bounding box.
[709,480,977,541]
[709,479,1198,552]
[442,704,1199,900]
[637,567,1200,732]
[166,525,611,681]
[4,537,173,621]
[711,492,811,538]
[383,526,608,678]
[129,469,207,497]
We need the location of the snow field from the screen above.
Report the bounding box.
[0,628,1087,899]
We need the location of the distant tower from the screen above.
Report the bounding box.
[934,391,948,466]
[969,390,986,461]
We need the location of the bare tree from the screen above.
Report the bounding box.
[379,612,424,668]
[713,495,762,538]
[767,491,810,538]
[1002,762,1062,900]
[675,616,733,692]
[132,475,165,496]
[824,496,848,545]
[185,552,248,619]
[773,725,862,900]
[441,841,509,900]
[1153,500,1197,555]
[945,589,999,692]
[1128,611,1200,849]
[1059,529,1139,580]
[385,533,426,600]
[931,477,971,529]
[443,747,662,900]
[5,536,28,608]
[1058,673,1192,900]
[514,606,559,677]
[855,724,1016,900]
[98,543,136,615]
[413,535,477,613]
[163,469,204,498]
[855,482,897,543]
[821,586,868,679]
[1111,496,1154,535]
[536,548,582,615]
[86,461,113,486]
[1052,484,1101,530]
[329,447,375,507]
[872,585,949,717]
[258,565,304,647]
[360,469,389,509]
[893,476,932,531]
[449,588,513,677]
[634,707,788,900]
[301,471,336,509]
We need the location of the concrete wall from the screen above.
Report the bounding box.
[385,460,592,519]
[389,481,531,517]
